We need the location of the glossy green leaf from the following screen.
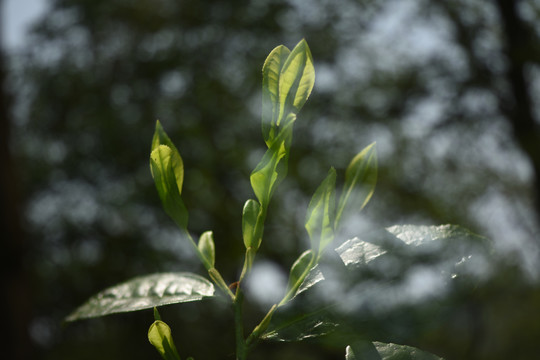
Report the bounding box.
[242,199,262,249]
[152,121,184,196]
[250,120,295,206]
[277,39,315,127]
[198,231,215,269]
[262,45,291,145]
[66,273,215,321]
[305,167,336,258]
[150,145,188,230]
[148,320,182,360]
[335,143,377,229]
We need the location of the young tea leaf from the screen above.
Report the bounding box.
[305,167,337,258]
[198,231,215,269]
[242,199,262,249]
[277,39,315,125]
[250,120,295,207]
[150,145,188,230]
[65,273,215,321]
[335,143,377,230]
[284,250,314,302]
[262,45,291,145]
[152,121,184,194]
[148,320,182,360]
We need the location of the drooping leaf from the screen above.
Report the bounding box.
[152,121,184,195]
[66,273,215,321]
[262,306,338,342]
[150,145,188,230]
[305,167,337,258]
[262,45,291,145]
[242,199,262,249]
[250,120,295,206]
[148,320,182,360]
[345,340,381,360]
[277,39,315,126]
[335,143,377,230]
[198,231,215,269]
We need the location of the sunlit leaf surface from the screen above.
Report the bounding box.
[66,272,215,321]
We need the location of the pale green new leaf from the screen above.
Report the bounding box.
[335,143,377,230]
[277,39,315,125]
[152,120,184,194]
[305,167,337,257]
[250,120,295,206]
[150,145,188,230]
[66,273,215,321]
[262,45,291,144]
[242,199,262,249]
[285,250,314,298]
[198,231,215,269]
[148,320,182,360]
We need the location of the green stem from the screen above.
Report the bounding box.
[234,289,247,360]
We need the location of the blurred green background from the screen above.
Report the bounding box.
[2,0,540,359]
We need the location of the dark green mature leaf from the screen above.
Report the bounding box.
[262,45,291,145]
[250,120,295,206]
[148,320,182,360]
[242,199,262,249]
[305,167,336,258]
[198,231,215,270]
[150,145,188,230]
[66,273,215,321]
[336,143,377,229]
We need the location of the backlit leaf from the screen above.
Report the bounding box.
[198,231,215,269]
[148,320,182,360]
[150,145,188,230]
[242,199,262,249]
[305,167,336,258]
[336,143,377,230]
[152,121,184,195]
[262,45,291,145]
[277,39,315,125]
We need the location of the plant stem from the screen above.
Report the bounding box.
[234,289,247,360]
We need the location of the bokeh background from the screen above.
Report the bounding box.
[2,0,540,359]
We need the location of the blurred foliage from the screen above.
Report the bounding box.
[5,0,540,359]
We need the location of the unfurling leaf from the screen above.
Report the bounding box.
[148,320,181,360]
[152,121,184,195]
[150,145,188,230]
[65,273,215,321]
[198,231,215,269]
[335,143,377,230]
[305,167,337,258]
[242,199,262,249]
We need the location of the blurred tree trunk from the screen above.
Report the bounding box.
[0,1,32,357]
[495,0,540,225]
